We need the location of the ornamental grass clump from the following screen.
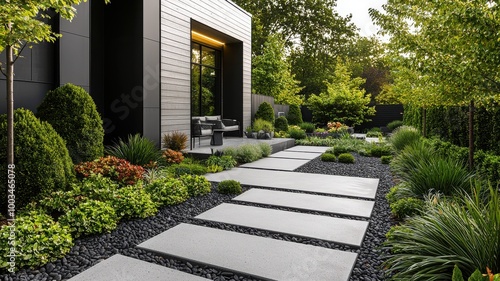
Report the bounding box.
[105,133,161,167]
[162,131,188,151]
[389,125,422,152]
[383,184,500,280]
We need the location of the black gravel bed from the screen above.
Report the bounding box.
[295,153,395,281]
[1,153,395,281]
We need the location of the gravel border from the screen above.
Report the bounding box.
[1,153,395,281]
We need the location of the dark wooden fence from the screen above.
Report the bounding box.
[251,94,290,119]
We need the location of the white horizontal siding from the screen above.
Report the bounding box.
[160,0,251,147]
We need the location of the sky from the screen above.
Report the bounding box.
[336,0,387,38]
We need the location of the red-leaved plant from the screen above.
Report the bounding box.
[75,156,145,185]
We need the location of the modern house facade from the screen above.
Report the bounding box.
[0,0,252,147]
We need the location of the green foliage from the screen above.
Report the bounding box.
[253,118,274,132]
[206,165,223,173]
[234,144,263,164]
[288,127,307,140]
[205,155,237,170]
[383,184,500,280]
[37,83,104,163]
[74,156,145,186]
[145,177,189,206]
[387,120,404,131]
[252,34,303,105]
[389,125,422,152]
[452,266,500,281]
[390,197,425,219]
[0,211,73,271]
[167,163,207,177]
[287,104,303,125]
[254,102,275,123]
[366,131,382,138]
[0,109,74,212]
[369,143,393,158]
[258,143,273,157]
[59,200,118,238]
[320,153,336,162]
[386,183,410,204]
[111,185,158,220]
[326,146,349,156]
[338,153,355,164]
[179,174,211,197]
[381,155,392,164]
[299,122,315,133]
[306,60,375,126]
[217,180,242,195]
[105,134,161,167]
[274,116,289,132]
[162,131,188,151]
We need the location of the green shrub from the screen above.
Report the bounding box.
[299,122,316,133]
[74,156,145,186]
[288,127,307,139]
[167,163,208,177]
[59,200,118,238]
[0,211,73,271]
[253,118,274,132]
[390,197,425,219]
[37,83,104,163]
[235,144,263,164]
[105,134,161,167]
[179,174,211,197]
[217,180,242,194]
[258,143,273,157]
[0,109,74,212]
[390,141,436,182]
[162,131,188,151]
[254,101,275,123]
[383,184,500,279]
[369,144,393,157]
[206,165,224,173]
[146,177,189,206]
[206,155,237,170]
[385,225,413,254]
[389,125,422,152]
[387,120,404,131]
[338,153,355,164]
[111,185,157,219]
[287,104,303,125]
[326,146,349,156]
[274,116,289,132]
[452,265,500,281]
[366,131,383,138]
[381,155,392,164]
[221,147,238,160]
[320,153,337,162]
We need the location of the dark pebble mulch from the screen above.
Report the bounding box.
[1,153,395,281]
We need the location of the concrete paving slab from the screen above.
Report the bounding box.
[205,168,379,199]
[268,150,321,160]
[138,223,357,281]
[68,254,209,281]
[285,145,330,153]
[195,203,368,247]
[239,157,310,171]
[233,188,374,218]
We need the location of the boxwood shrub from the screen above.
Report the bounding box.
[274,116,289,132]
[179,174,211,197]
[338,153,355,164]
[0,109,74,213]
[254,101,275,123]
[111,185,158,219]
[146,177,189,206]
[217,180,242,194]
[287,104,303,125]
[37,83,104,163]
[320,153,337,162]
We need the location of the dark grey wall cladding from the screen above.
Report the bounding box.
[223,42,244,137]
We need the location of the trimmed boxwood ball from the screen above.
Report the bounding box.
[217,180,242,194]
[0,109,75,213]
[320,153,337,162]
[287,104,303,125]
[37,83,104,163]
[274,116,289,132]
[338,153,355,164]
[254,101,275,123]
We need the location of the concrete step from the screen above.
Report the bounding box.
[239,157,310,171]
[68,254,209,281]
[268,150,322,160]
[233,188,375,218]
[137,223,357,281]
[195,203,368,247]
[285,145,331,153]
[205,168,379,199]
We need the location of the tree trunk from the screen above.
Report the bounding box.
[7,45,14,166]
[422,107,427,137]
[468,100,474,170]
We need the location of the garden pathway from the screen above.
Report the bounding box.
[69,146,379,281]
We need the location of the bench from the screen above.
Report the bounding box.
[191,115,240,146]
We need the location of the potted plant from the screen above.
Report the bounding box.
[253,118,274,139]
[244,126,255,138]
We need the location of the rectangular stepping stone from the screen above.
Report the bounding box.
[68,254,209,281]
[195,203,368,247]
[239,157,310,171]
[286,145,330,153]
[269,151,321,160]
[233,188,375,218]
[138,223,357,281]
[205,168,379,199]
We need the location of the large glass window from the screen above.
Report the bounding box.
[191,43,221,116]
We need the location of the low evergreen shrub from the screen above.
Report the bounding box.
[111,185,157,219]
[381,155,392,164]
[37,83,104,163]
[288,127,307,139]
[146,177,189,206]
[320,153,337,162]
[235,144,262,164]
[387,120,404,131]
[258,143,273,157]
[287,104,303,125]
[217,180,242,194]
[167,163,207,177]
[253,118,274,132]
[326,146,349,156]
[390,197,425,219]
[205,155,237,170]
[179,174,211,197]
[338,153,355,164]
[369,144,393,157]
[254,102,275,123]
[59,200,118,238]
[274,116,289,132]
[299,122,316,133]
